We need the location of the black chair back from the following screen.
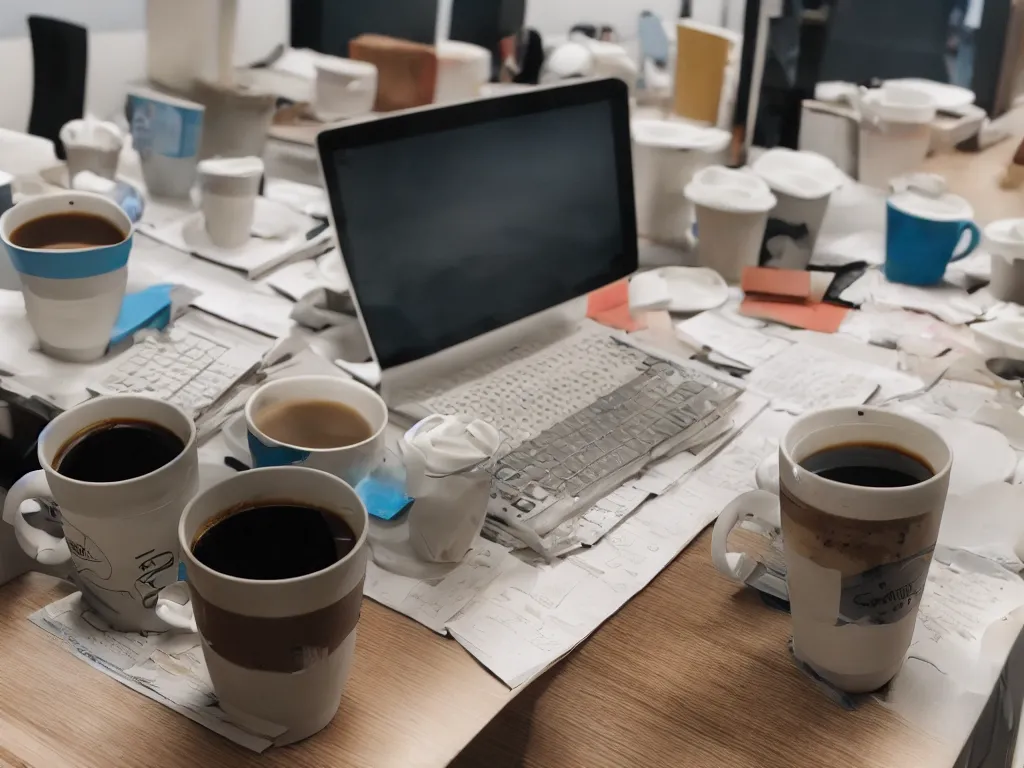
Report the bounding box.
[27,15,88,160]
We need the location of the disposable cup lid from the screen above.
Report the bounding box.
[752,148,844,199]
[632,119,730,153]
[685,166,776,213]
[889,189,973,221]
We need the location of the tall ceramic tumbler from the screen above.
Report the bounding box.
[160,466,369,745]
[776,408,951,692]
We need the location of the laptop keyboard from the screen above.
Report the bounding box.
[413,325,741,541]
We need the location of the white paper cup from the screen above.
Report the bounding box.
[1,395,198,632]
[694,205,769,283]
[175,466,369,744]
[0,192,132,362]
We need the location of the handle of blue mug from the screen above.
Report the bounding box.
[2,470,71,566]
[950,221,982,262]
[155,581,198,632]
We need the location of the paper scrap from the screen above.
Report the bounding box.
[839,269,989,325]
[30,592,285,752]
[364,538,513,634]
[745,342,879,413]
[676,311,791,368]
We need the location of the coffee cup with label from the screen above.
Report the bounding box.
[711,407,952,693]
[0,191,133,362]
[752,148,845,270]
[127,87,205,200]
[1,395,199,632]
[685,166,776,283]
[161,466,369,744]
[238,375,388,487]
[197,156,264,249]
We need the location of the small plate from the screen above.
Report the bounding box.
[641,267,729,314]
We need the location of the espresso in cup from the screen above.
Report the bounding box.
[55,418,185,483]
[192,501,358,580]
[9,211,126,250]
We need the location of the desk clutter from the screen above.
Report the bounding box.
[0,22,1022,759]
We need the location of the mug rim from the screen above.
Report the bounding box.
[0,191,133,252]
[38,395,197,488]
[245,374,388,454]
[780,406,952,498]
[178,466,369,587]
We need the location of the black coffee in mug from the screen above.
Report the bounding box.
[800,442,934,488]
[192,503,358,581]
[55,419,185,483]
[9,212,125,250]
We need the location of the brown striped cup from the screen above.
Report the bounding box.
[175,466,368,745]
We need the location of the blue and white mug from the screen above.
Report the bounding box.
[127,87,204,200]
[244,375,388,487]
[885,190,981,286]
[0,192,133,362]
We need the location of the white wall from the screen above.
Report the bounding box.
[0,0,288,132]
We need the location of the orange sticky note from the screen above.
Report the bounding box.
[587,280,645,332]
[740,298,848,334]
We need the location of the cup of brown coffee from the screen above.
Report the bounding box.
[711,407,952,693]
[0,191,133,361]
[160,466,369,745]
[242,375,388,487]
[2,395,198,632]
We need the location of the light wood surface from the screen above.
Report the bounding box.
[0,573,509,768]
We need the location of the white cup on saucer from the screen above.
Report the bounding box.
[197,156,264,249]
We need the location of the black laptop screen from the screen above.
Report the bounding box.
[319,81,637,370]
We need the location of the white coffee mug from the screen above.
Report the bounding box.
[197,156,263,249]
[163,466,369,745]
[240,375,388,487]
[711,407,952,693]
[2,395,198,632]
[0,192,133,362]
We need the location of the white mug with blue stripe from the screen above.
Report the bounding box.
[244,375,389,487]
[0,192,133,362]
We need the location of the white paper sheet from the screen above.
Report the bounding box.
[879,550,1024,748]
[30,593,286,752]
[840,269,990,325]
[676,312,791,369]
[745,343,879,413]
[143,198,333,279]
[446,410,789,688]
[364,538,515,634]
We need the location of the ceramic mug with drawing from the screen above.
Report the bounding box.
[711,407,952,693]
[2,395,199,632]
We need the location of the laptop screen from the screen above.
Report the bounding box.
[318,80,637,371]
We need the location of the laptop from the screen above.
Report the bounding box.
[317,80,741,553]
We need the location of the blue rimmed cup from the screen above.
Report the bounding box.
[0,192,133,362]
[244,375,388,487]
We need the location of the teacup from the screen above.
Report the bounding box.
[0,191,133,362]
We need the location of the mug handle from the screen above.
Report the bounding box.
[710,490,788,601]
[2,470,71,566]
[155,581,198,632]
[950,221,982,262]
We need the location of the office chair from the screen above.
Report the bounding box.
[27,15,88,160]
[450,0,526,76]
[818,0,957,84]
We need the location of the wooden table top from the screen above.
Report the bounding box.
[0,573,510,768]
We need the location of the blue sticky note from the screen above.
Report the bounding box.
[357,475,413,521]
[110,284,174,345]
